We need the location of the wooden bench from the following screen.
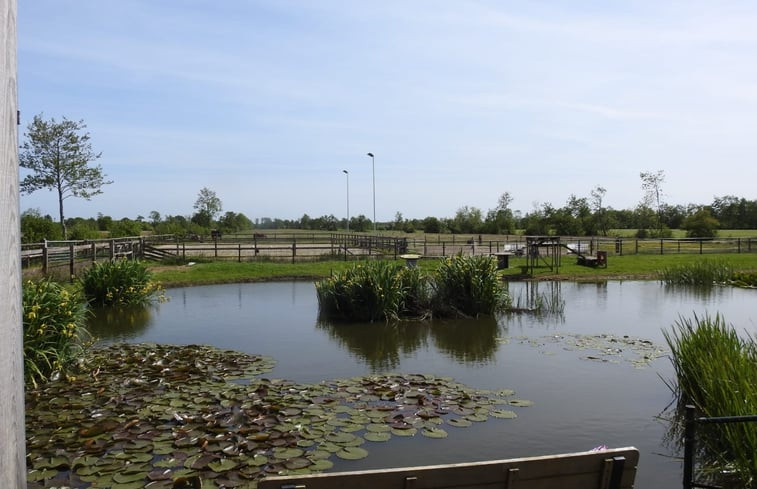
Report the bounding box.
[259,446,639,489]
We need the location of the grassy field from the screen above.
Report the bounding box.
[149,253,757,288]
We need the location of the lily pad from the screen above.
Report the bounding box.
[421,427,448,439]
[336,447,369,460]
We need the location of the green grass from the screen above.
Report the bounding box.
[659,260,734,286]
[148,253,757,287]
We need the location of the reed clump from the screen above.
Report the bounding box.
[659,259,733,286]
[663,314,757,486]
[316,255,509,322]
[80,259,166,307]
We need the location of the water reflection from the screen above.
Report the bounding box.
[87,305,154,341]
[317,320,430,370]
[317,316,502,370]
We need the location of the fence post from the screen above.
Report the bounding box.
[292,242,296,264]
[660,239,664,255]
[738,238,741,253]
[683,405,696,489]
[214,238,218,258]
[91,242,96,264]
[635,240,639,254]
[42,240,48,275]
[69,243,75,280]
[238,243,241,263]
[699,240,703,254]
[442,242,446,257]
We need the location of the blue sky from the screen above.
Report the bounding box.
[18,1,757,222]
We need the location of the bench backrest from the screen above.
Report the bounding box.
[259,446,639,489]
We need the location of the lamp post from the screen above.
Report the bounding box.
[366,152,375,232]
[342,170,349,232]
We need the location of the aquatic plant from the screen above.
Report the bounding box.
[730,271,757,288]
[316,261,409,322]
[26,343,532,488]
[663,314,757,486]
[79,259,165,307]
[659,259,733,286]
[431,254,510,317]
[22,279,90,387]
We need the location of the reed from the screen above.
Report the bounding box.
[659,259,733,286]
[663,314,757,485]
[80,259,165,307]
[431,255,510,317]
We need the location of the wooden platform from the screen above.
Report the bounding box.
[259,446,639,489]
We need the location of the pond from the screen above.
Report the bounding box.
[88,280,756,488]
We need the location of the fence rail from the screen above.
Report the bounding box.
[683,405,757,489]
[20,234,757,279]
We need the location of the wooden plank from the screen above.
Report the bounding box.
[0,0,27,486]
[259,448,639,489]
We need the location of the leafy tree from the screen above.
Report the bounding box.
[421,216,444,233]
[683,208,719,238]
[450,206,483,234]
[96,212,113,231]
[590,186,609,236]
[483,192,516,234]
[148,210,162,226]
[218,211,253,234]
[193,187,223,221]
[20,209,62,243]
[19,115,112,238]
[109,218,143,238]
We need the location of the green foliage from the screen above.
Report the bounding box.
[19,114,112,238]
[194,187,223,221]
[21,208,62,243]
[108,218,143,238]
[730,272,757,288]
[316,261,411,322]
[80,260,165,307]
[659,260,733,286]
[67,220,101,240]
[663,314,756,486]
[683,208,720,238]
[432,255,510,317]
[22,280,89,387]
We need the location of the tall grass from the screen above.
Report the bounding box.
[80,259,165,307]
[432,255,510,317]
[659,259,733,286]
[23,280,90,387]
[316,255,510,322]
[663,314,757,486]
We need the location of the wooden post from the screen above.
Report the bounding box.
[91,242,96,264]
[292,242,296,264]
[1,0,27,485]
[69,242,75,279]
[238,243,241,263]
[42,240,48,275]
[109,239,115,260]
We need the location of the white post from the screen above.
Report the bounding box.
[0,0,27,486]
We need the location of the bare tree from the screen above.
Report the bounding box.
[640,170,665,236]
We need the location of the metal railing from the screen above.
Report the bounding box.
[683,404,757,489]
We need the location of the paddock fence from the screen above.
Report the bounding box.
[20,234,757,279]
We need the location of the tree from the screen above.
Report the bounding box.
[193,187,223,221]
[20,209,62,243]
[590,186,609,236]
[640,170,665,236]
[683,208,719,238]
[19,114,111,238]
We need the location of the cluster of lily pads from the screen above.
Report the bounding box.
[26,343,532,489]
[498,333,667,368]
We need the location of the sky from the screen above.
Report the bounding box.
[17,0,757,222]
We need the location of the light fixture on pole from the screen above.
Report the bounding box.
[342,170,349,232]
[366,152,375,231]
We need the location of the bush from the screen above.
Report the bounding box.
[23,280,89,387]
[659,260,733,286]
[80,259,165,307]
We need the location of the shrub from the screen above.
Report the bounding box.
[80,259,165,307]
[23,280,89,387]
[431,255,510,317]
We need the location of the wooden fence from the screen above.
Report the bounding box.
[20,234,757,279]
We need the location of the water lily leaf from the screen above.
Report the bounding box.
[273,448,304,459]
[249,454,269,466]
[509,399,534,407]
[365,423,391,433]
[27,469,58,482]
[465,414,488,422]
[113,471,148,484]
[285,457,312,470]
[390,427,417,437]
[364,431,391,442]
[309,459,334,471]
[111,480,147,489]
[421,427,448,438]
[490,409,518,419]
[446,418,472,428]
[208,457,238,472]
[336,447,369,460]
[325,432,357,444]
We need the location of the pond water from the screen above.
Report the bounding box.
[88,280,756,488]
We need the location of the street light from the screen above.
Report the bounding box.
[342,170,349,232]
[366,152,375,232]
